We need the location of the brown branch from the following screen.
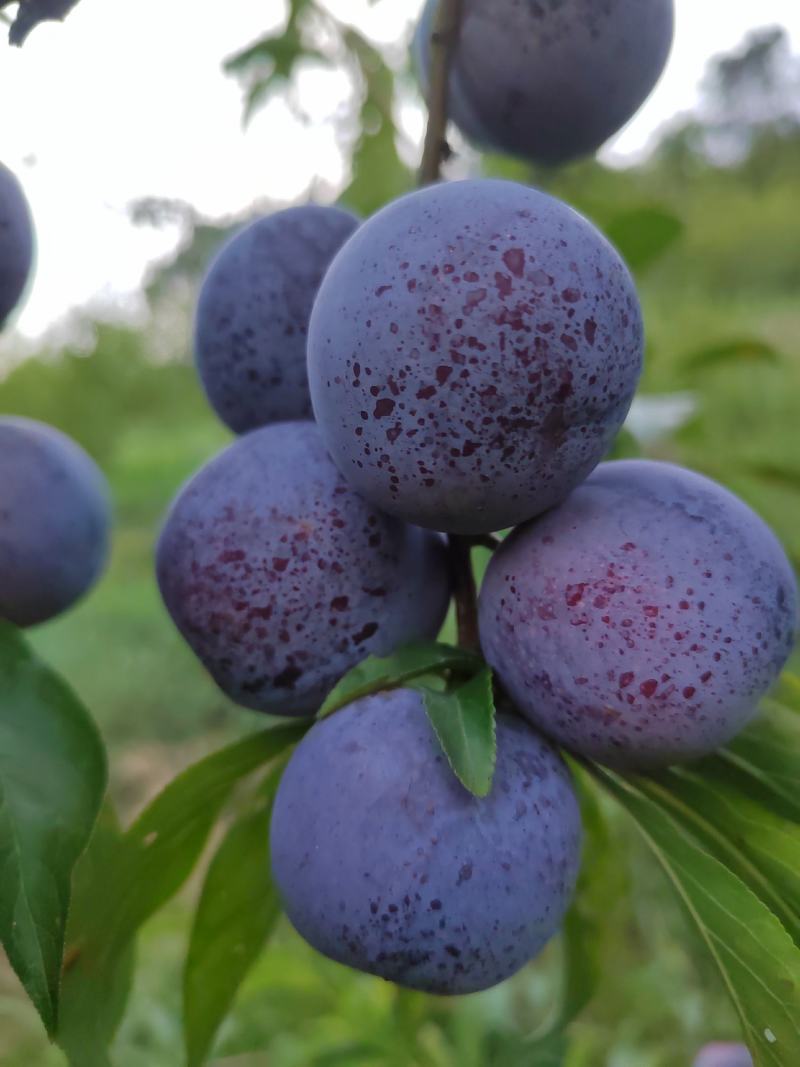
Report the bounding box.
[418,0,463,186]
[448,535,480,653]
[418,1,479,651]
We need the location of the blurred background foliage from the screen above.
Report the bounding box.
[1,7,799,1065]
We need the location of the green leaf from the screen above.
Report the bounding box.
[746,462,800,494]
[223,0,322,124]
[634,766,800,946]
[593,768,800,1067]
[605,206,684,273]
[0,623,107,1036]
[58,804,135,1067]
[183,766,287,1067]
[318,642,483,718]
[773,673,800,713]
[418,668,497,797]
[529,773,620,1056]
[606,426,642,460]
[725,704,800,821]
[340,28,414,216]
[682,338,780,373]
[56,723,306,1059]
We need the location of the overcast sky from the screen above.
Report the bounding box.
[1,0,799,341]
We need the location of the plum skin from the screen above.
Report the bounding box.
[414,0,674,166]
[308,179,643,535]
[156,422,451,717]
[0,417,111,626]
[0,163,34,328]
[693,1043,753,1067]
[270,688,582,995]
[479,460,798,770]
[195,205,359,434]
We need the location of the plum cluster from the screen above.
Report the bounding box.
[0,170,112,628]
[157,0,796,1005]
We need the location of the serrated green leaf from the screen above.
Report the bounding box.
[318,642,482,719]
[605,206,684,273]
[58,803,135,1067]
[593,768,800,1067]
[418,668,497,797]
[183,765,287,1067]
[0,623,106,1036]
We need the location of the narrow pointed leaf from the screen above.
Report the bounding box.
[418,667,497,797]
[594,768,800,1067]
[0,623,106,1036]
[56,722,305,1058]
[183,767,286,1067]
[58,804,135,1067]
[725,704,800,821]
[637,766,800,944]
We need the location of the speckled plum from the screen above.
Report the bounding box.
[414,0,674,166]
[0,163,34,328]
[308,180,643,534]
[156,422,451,717]
[195,205,359,433]
[0,417,111,627]
[270,688,582,994]
[693,1044,753,1067]
[479,461,799,770]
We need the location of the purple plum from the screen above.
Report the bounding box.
[308,179,643,534]
[414,0,674,166]
[693,1043,753,1067]
[271,688,582,994]
[195,205,359,433]
[479,460,798,769]
[156,422,451,717]
[0,163,34,328]
[0,417,111,626]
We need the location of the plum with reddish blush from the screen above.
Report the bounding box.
[414,0,674,166]
[693,1043,753,1067]
[479,460,798,770]
[156,422,451,717]
[271,688,582,994]
[308,180,643,534]
[195,205,359,433]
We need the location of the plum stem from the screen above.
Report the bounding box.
[418,0,479,652]
[418,0,463,185]
[448,535,481,653]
